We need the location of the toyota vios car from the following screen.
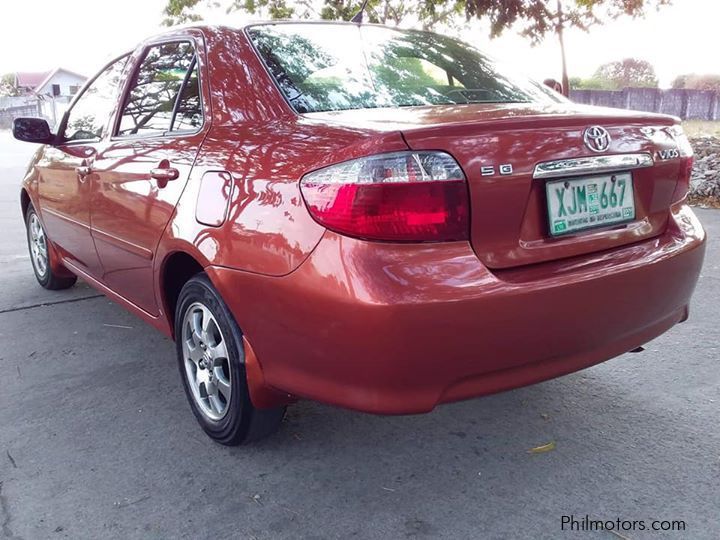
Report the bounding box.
[14,22,705,445]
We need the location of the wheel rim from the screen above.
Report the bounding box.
[181,302,232,421]
[28,213,48,279]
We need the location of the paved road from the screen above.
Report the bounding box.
[0,131,718,540]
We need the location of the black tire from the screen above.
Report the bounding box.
[174,273,285,445]
[25,205,77,290]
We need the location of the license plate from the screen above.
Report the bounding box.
[545,172,635,236]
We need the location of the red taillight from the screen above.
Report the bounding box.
[300,152,469,242]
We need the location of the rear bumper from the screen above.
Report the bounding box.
[208,204,706,414]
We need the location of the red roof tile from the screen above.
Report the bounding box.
[15,71,51,89]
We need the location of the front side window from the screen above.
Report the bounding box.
[117,41,200,137]
[247,24,564,113]
[63,55,128,142]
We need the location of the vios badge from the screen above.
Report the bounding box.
[657,148,680,160]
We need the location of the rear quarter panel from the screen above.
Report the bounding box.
[157,121,408,276]
[154,26,409,311]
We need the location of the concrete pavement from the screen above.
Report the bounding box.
[1,131,718,539]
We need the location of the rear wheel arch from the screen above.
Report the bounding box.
[174,273,286,444]
[160,250,294,418]
[161,251,205,337]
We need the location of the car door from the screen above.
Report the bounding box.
[37,56,129,277]
[91,40,207,315]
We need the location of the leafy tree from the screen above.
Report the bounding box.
[672,74,720,92]
[686,74,720,92]
[162,0,205,25]
[569,76,615,90]
[465,1,670,93]
[163,0,465,27]
[593,58,658,89]
[319,1,432,26]
[162,0,672,94]
[671,74,688,89]
[568,76,582,88]
[228,0,299,19]
[0,73,19,97]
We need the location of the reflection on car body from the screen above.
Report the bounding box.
[14,22,705,446]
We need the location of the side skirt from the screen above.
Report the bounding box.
[62,258,173,338]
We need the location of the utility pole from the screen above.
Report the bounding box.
[557,0,569,97]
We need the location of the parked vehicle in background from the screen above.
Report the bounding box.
[14,22,705,445]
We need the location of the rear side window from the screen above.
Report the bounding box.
[117,41,202,137]
[171,61,202,132]
[63,55,128,142]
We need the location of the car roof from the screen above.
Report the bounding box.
[145,19,423,42]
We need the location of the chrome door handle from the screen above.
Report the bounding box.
[150,167,179,182]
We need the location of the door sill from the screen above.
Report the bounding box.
[61,258,171,337]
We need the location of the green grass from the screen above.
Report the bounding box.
[682,120,720,138]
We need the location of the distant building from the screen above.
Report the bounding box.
[14,71,50,94]
[14,68,87,98]
[6,68,87,126]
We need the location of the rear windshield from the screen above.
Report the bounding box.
[246,23,563,113]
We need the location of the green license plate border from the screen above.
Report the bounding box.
[544,172,636,237]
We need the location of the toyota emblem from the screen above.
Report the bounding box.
[583,126,611,152]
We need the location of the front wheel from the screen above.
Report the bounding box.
[175,274,285,445]
[25,205,77,290]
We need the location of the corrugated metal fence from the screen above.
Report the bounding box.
[3,89,718,129]
[570,88,720,120]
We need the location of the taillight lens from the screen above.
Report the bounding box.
[300,151,469,242]
[667,125,694,203]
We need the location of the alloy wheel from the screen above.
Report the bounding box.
[28,213,49,279]
[181,302,232,421]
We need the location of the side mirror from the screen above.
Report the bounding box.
[12,117,55,144]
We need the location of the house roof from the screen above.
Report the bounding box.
[34,68,87,92]
[14,68,87,92]
[15,71,51,88]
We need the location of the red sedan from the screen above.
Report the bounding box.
[14,22,705,445]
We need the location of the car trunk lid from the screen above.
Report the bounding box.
[304,103,687,269]
[396,104,684,269]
